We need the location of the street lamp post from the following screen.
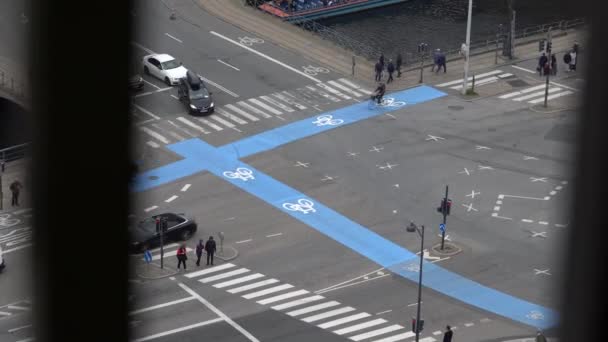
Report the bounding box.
[406,221,425,342]
[461,0,473,95]
[417,43,428,84]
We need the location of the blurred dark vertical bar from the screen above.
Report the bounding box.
[30,0,132,339]
[559,6,606,342]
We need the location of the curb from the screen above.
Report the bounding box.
[135,262,179,280]
[214,245,239,262]
[432,242,462,256]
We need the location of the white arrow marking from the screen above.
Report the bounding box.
[466,191,480,198]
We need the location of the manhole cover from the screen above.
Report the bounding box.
[148,175,159,180]
[448,105,464,111]
[507,79,529,87]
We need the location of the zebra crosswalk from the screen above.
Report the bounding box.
[184,262,437,342]
[137,78,371,148]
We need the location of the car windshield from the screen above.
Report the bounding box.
[137,218,157,233]
[190,88,209,100]
[161,59,180,70]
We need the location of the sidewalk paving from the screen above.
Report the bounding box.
[198,0,586,93]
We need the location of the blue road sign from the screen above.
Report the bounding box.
[439,223,446,234]
[144,250,152,263]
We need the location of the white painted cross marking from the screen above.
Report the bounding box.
[534,269,551,276]
[377,163,399,170]
[347,152,360,158]
[476,145,491,150]
[369,146,384,152]
[478,165,494,171]
[462,203,478,212]
[426,135,445,141]
[295,161,310,168]
[459,168,471,176]
[530,231,548,238]
[523,155,539,160]
[530,177,548,182]
[321,175,334,182]
[466,190,480,199]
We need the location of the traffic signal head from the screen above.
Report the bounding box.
[538,40,545,52]
[418,319,425,332]
[547,41,552,53]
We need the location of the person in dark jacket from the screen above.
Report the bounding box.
[205,236,217,265]
[10,180,23,207]
[195,239,205,266]
[436,52,446,73]
[396,53,403,77]
[176,244,187,270]
[374,61,383,82]
[535,330,547,342]
[379,53,385,69]
[538,53,548,75]
[551,54,557,75]
[386,59,395,83]
[443,325,453,342]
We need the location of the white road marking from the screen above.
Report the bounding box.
[464,322,474,327]
[317,83,351,100]
[146,141,160,148]
[225,104,260,121]
[302,307,356,323]
[210,114,237,128]
[0,311,11,316]
[165,195,178,203]
[549,191,557,195]
[350,324,404,341]
[333,318,387,335]
[129,296,195,315]
[306,85,341,102]
[550,81,579,91]
[419,338,437,342]
[236,101,272,118]
[196,118,223,131]
[371,331,416,342]
[260,95,294,112]
[214,273,265,289]
[178,282,260,342]
[165,33,183,43]
[511,65,536,73]
[295,161,310,168]
[141,78,161,90]
[369,146,384,152]
[498,73,513,78]
[217,59,240,71]
[272,295,325,311]
[376,310,393,315]
[133,87,173,98]
[130,41,155,54]
[476,145,491,150]
[555,223,568,228]
[500,84,547,98]
[177,117,210,134]
[459,168,471,176]
[450,76,498,90]
[266,233,283,237]
[493,206,500,211]
[167,120,196,137]
[425,135,445,141]
[15,338,35,342]
[133,104,161,120]
[317,312,371,329]
[236,239,252,244]
[315,267,386,294]
[249,98,282,115]
[436,70,503,87]
[200,268,250,284]
[181,184,191,192]
[8,324,32,333]
[432,331,442,336]
[216,108,248,124]
[530,231,547,238]
[522,219,534,223]
[337,78,371,93]
[523,155,539,160]
[502,194,548,200]
[555,186,563,190]
[151,248,192,261]
[140,127,169,144]
[149,243,179,253]
[530,177,548,183]
[209,31,322,83]
[466,190,480,198]
[538,221,549,225]
[167,131,185,141]
[12,208,32,215]
[491,213,513,220]
[528,90,574,104]
[242,284,294,299]
[228,279,279,294]
[132,318,223,342]
[256,289,310,305]
[327,80,362,97]
[287,301,341,316]
[534,268,551,276]
[480,318,492,323]
[272,92,307,110]
[184,263,235,278]
[513,87,562,101]
[144,205,158,212]
[198,75,239,98]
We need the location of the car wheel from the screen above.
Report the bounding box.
[164,77,171,86]
[143,66,149,75]
[181,229,193,241]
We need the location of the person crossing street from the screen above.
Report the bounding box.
[195,239,205,266]
[176,244,187,270]
[205,236,217,265]
[386,59,395,83]
[10,180,23,207]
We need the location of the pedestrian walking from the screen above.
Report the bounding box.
[379,53,385,69]
[205,236,217,265]
[535,330,547,342]
[374,61,383,82]
[176,244,187,270]
[551,54,557,75]
[431,49,440,72]
[436,52,446,73]
[396,53,402,77]
[443,325,453,342]
[386,59,395,83]
[568,49,577,71]
[573,41,580,69]
[9,180,23,207]
[195,239,205,266]
[538,52,548,75]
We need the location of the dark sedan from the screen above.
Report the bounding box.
[129,213,197,253]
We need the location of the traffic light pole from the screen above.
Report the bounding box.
[159,217,166,269]
[440,185,449,250]
[543,28,553,108]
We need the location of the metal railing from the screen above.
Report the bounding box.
[0,70,27,99]
[0,143,29,163]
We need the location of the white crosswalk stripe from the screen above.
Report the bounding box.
[272,92,307,110]
[184,263,235,278]
[225,104,260,121]
[213,273,265,288]
[333,318,387,335]
[151,247,192,261]
[256,289,310,305]
[236,101,272,118]
[498,73,513,78]
[418,338,437,342]
[146,141,160,148]
[306,85,341,102]
[260,95,295,113]
[327,80,363,97]
[249,98,282,115]
[302,306,356,323]
[370,331,416,342]
[242,283,294,299]
[209,114,236,128]
[499,84,547,98]
[349,324,404,341]
[317,312,371,329]
[177,117,210,134]
[317,83,352,100]
[287,301,341,317]
[196,117,223,131]
[167,120,196,137]
[435,70,503,87]
[167,130,185,141]
[513,87,562,101]
[450,76,498,90]
[528,90,573,104]
[216,107,248,124]
[271,295,325,311]
[337,78,372,94]
[139,126,170,144]
[227,279,279,294]
[199,268,250,283]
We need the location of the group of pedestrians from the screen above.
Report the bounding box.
[374,53,402,84]
[537,42,579,76]
[176,236,217,270]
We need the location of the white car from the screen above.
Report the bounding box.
[142,54,188,86]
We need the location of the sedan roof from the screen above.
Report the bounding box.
[151,54,176,63]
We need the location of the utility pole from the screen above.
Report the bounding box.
[440,185,449,250]
[461,0,473,95]
[406,222,425,342]
[495,24,504,64]
[543,28,553,108]
[417,43,428,84]
[503,0,516,59]
[156,217,166,269]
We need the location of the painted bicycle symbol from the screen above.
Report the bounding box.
[302,65,330,76]
[312,114,343,127]
[526,310,545,320]
[223,167,255,181]
[282,199,316,214]
[0,214,20,228]
[403,262,420,273]
[379,97,406,107]
[238,36,264,46]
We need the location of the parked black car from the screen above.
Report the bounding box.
[178,71,214,115]
[129,74,144,91]
[129,213,197,253]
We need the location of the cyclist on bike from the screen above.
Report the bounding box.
[372,82,386,104]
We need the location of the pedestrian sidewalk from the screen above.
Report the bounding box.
[0,158,30,214]
[197,0,586,93]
